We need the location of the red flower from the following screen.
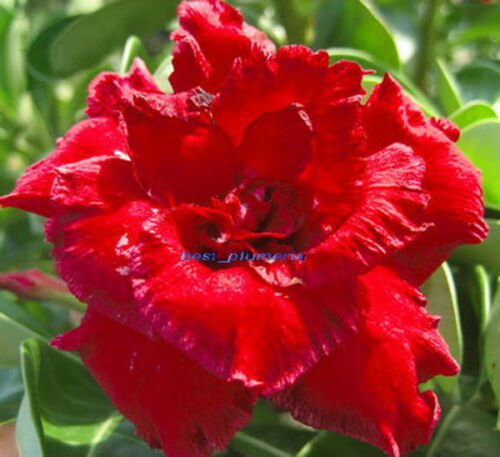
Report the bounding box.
[0,1,487,456]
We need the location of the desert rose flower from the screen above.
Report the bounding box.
[0,1,487,456]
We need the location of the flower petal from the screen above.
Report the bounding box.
[214,45,332,145]
[86,58,162,119]
[170,0,275,93]
[51,155,143,211]
[299,143,429,287]
[129,208,356,394]
[53,308,254,457]
[121,96,239,205]
[238,105,313,180]
[46,203,353,394]
[0,118,128,217]
[364,75,488,284]
[272,267,458,457]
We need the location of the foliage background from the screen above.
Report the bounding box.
[0,0,499,456]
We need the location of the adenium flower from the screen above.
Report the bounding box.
[0,0,487,456]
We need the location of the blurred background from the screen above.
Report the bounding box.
[0,1,499,456]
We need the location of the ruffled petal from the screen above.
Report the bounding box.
[45,200,158,320]
[238,105,313,181]
[53,308,254,457]
[364,75,488,284]
[46,202,353,395]
[299,143,429,287]
[51,155,143,211]
[272,267,458,457]
[127,207,356,394]
[0,118,128,217]
[86,58,163,119]
[121,95,239,205]
[170,0,275,93]
[214,46,332,145]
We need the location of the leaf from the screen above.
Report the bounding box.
[119,36,150,74]
[295,431,385,457]
[452,219,500,278]
[422,263,462,394]
[457,120,500,208]
[0,292,48,366]
[27,16,79,80]
[314,0,400,69]
[485,282,500,428]
[428,403,500,457]
[435,58,462,115]
[16,338,163,456]
[450,102,498,130]
[50,0,177,77]
[456,61,500,106]
[0,368,23,425]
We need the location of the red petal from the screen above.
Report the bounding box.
[53,308,254,457]
[170,0,275,93]
[364,75,487,284]
[238,105,313,180]
[299,143,429,287]
[272,267,458,457]
[51,155,143,211]
[0,118,127,217]
[47,203,352,394]
[45,200,158,321]
[121,96,239,205]
[86,59,162,119]
[130,208,356,394]
[214,46,333,145]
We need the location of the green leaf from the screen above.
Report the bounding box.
[50,0,177,77]
[457,120,500,208]
[422,263,462,394]
[428,403,500,457]
[0,368,23,424]
[119,35,150,74]
[449,102,498,130]
[296,431,385,457]
[435,58,462,115]
[27,16,79,80]
[485,282,500,428]
[314,0,400,69]
[16,338,163,456]
[0,293,48,366]
[452,220,500,278]
[456,62,500,106]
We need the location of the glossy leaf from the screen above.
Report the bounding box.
[428,403,500,457]
[50,0,177,77]
[423,263,462,394]
[458,120,500,208]
[0,367,23,425]
[435,58,462,115]
[450,102,497,130]
[314,0,400,69]
[485,281,500,429]
[452,220,500,277]
[16,338,161,456]
[456,62,500,106]
[0,292,48,366]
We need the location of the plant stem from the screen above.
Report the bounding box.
[271,0,309,44]
[414,0,443,91]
